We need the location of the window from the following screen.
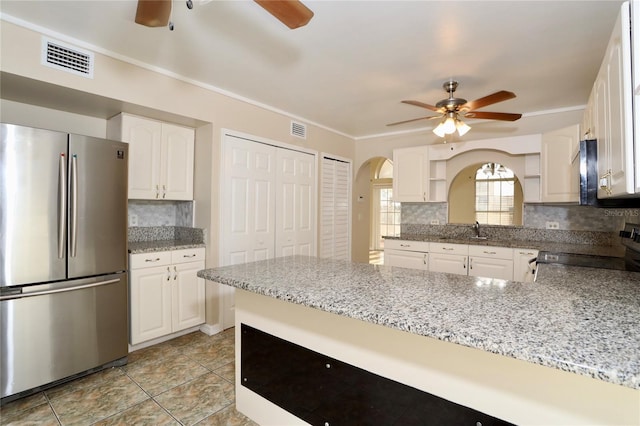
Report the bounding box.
[475,163,515,225]
[377,186,401,242]
[372,159,400,250]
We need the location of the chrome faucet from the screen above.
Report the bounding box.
[472,221,481,238]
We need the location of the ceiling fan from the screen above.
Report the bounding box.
[135,0,314,30]
[387,80,522,137]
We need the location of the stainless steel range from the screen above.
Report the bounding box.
[537,222,640,272]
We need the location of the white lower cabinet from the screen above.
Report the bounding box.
[384,240,429,270]
[129,248,205,345]
[513,248,539,283]
[468,246,514,281]
[428,243,468,275]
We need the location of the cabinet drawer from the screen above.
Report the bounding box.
[468,245,513,260]
[384,239,430,252]
[429,242,468,255]
[130,251,172,269]
[171,248,205,264]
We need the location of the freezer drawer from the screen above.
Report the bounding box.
[0,273,128,399]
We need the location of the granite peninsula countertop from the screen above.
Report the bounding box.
[198,255,640,390]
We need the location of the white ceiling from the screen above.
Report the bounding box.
[0,0,625,139]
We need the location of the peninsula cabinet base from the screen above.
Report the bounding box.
[234,290,639,426]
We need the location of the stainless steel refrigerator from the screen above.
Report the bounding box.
[0,123,129,402]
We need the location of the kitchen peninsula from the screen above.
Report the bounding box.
[198,256,640,425]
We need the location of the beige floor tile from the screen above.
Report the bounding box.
[0,399,59,426]
[154,372,235,426]
[196,403,258,426]
[48,374,148,425]
[166,331,212,348]
[124,353,209,396]
[213,361,235,383]
[185,339,235,371]
[93,399,179,426]
[0,392,48,419]
[45,367,125,402]
[127,341,181,366]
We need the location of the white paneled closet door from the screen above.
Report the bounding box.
[320,156,352,260]
[275,149,315,257]
[222,136,276,266]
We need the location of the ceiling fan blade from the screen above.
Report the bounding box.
[401,100,441,112]
[387,116,441,126]
[461,90,516,111]
[135,0,172,27]
[254,0,314,29]
[463,111,522,121]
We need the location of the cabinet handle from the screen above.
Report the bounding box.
[162,184,166,199]
[173,266,177,280]
[166,266,171,281]
[400,244,411,247]
[156,185,160,199]
[442,247,453,251]
[423,254,427,265]
[145,257,161,262]
[423,192,426,201]
[518,251,534,256]
[483,251,496,255]
[183,254,197,258]
[463,257,467,269]
[469,258,472,270]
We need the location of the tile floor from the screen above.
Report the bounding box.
[0,328,258,426]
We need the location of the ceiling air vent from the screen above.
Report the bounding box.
[291,121,307,139]
[41,37,94,79]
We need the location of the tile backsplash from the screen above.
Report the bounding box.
[128,200,193,227]
[401,202,640,232]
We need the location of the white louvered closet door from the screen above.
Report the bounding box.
[275,149,316,257]
[320,156,352,260]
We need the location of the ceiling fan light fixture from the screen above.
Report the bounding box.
[432,121,447,137]
[456,119,471,136]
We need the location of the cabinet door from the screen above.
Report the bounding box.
[605,3,634,197]
[392,146,427,202]
[384,249,428,270]
[541,124,579,203]
[429,253,467,275]
[130,265,172,345]
[121,115,162,199]
[469,257,513,281]
[513,249,538,283]
[172,261,205,332]
[162,123,194,200]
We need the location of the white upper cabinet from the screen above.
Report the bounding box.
[592,2,635,198]
[540,124,580,203]
[392,146,428,202]
[108,113,194,200]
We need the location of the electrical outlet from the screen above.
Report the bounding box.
[546,221,559,230]
[129,213,138,227]
[430,219,440,225]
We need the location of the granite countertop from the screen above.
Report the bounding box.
[198,255,640,389]
[386,234,625,257]
[128,239,206,254]
[128,226,205,254]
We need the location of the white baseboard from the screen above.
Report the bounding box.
[199,323,223,336]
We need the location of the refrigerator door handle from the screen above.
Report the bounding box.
[0,278,121,301]
[58,153,67,259]
[70,154,78,257]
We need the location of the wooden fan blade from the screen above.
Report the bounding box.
[461,91,516,111]
[463,111,522,121]
[401,100,441,112]
[254,0,314,29]
[387,116,441,126]
[135,0,171,27]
